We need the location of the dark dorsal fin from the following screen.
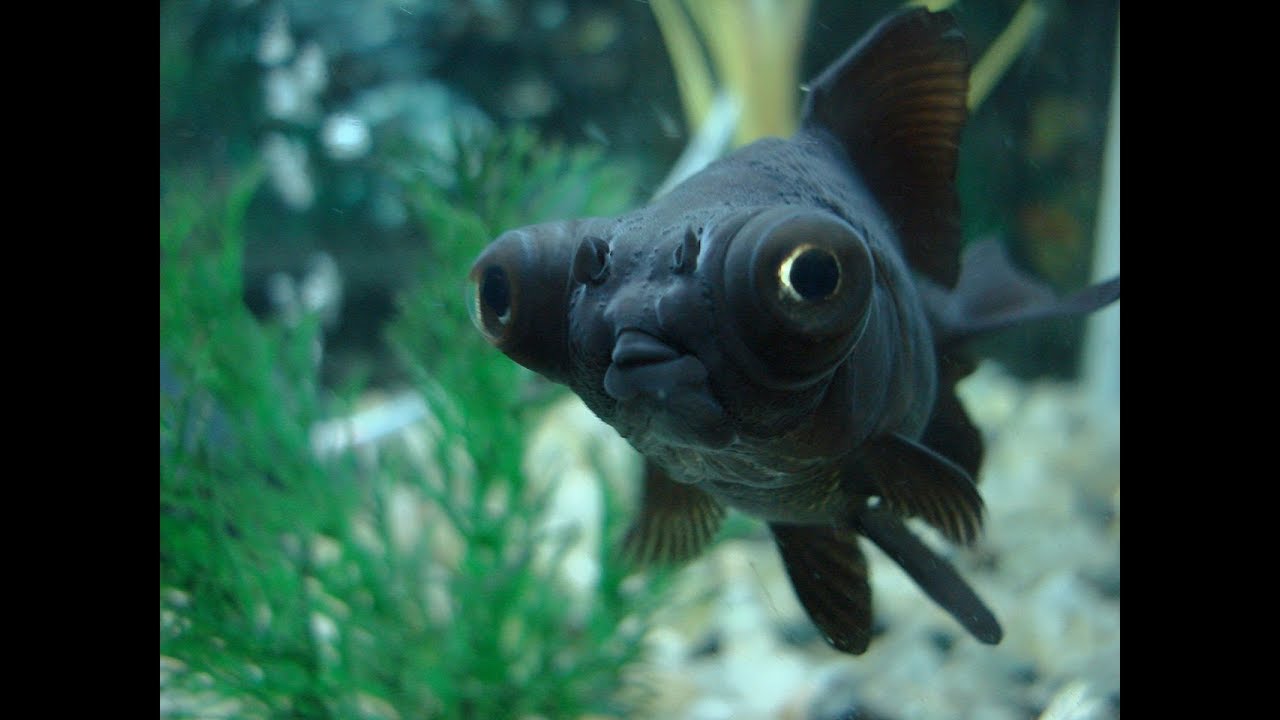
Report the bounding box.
[622,461,725,566]
[801,8,969,287]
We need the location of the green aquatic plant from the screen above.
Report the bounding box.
[162,166,363,718]
[161,130,670,719]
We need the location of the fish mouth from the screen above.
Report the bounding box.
[603,329,733,448]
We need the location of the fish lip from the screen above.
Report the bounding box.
[603,355,708,401]
[611,328,682,367]
[606,328,704,400]
[602,331,734,448]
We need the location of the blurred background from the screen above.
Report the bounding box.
[161,2,1119,718]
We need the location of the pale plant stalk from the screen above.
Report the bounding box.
[654,0,811,146]
[650,0,715,135]
[693,0,811,144]
[1085,12,1120,422]
[969,1,1047,110]
[903,0,958,11]
[655,0,1052,159]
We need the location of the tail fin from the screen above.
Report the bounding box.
[922,238,1120,349]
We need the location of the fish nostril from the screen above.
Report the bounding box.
[612,330,681,367]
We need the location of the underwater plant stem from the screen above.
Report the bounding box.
[653,0,811,147]
[651,91,740,200]
[651,0,715,134]
[688,0,810,144]
[1084,11,1120,421]
[968,1,1046,111]
[903,0,958,11]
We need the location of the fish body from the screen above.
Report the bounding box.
[468,8,1120,654]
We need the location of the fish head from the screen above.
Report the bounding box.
[469,7,977,460]
[469,202,877,451]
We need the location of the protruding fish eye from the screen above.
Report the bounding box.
[467,261,516,341]
[672,226,700,274]
[467,221,579,384]
[481,265,512,323]
[779,245,840,301]
[718,207,875,388]
[572,235,610,285]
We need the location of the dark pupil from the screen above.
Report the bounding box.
[482,265,510,317]
[790,249,839,300]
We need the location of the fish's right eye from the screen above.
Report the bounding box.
[481,265,511,322]
[467,222,579,384]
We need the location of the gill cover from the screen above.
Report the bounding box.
[715,207,874,389]
[467,222,578,383]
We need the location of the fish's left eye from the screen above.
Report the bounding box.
[780,246,840,301]
[718,207,874,388]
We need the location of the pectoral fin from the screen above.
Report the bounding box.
[771,523,873,654]
[622,462,725,566]
[856,507,1003,645]
[860,433,985,546]
[921,350,984,480]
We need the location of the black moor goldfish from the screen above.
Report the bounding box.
[467,8,1120,654]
